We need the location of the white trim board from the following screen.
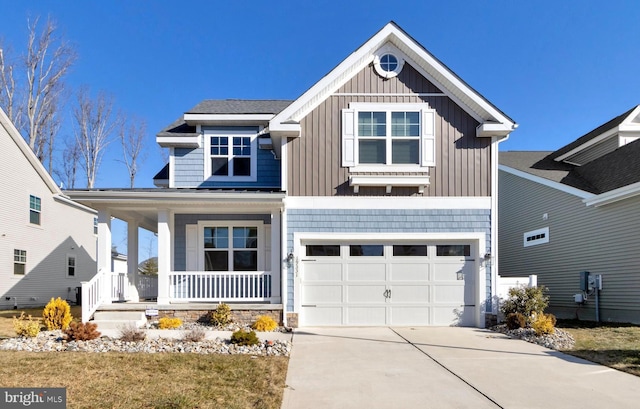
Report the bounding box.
[499,165,594,200]
[285,196,491,209]
[583,180,640,207]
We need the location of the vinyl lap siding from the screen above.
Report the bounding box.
[287,63,489,197]
[0,124,97,309]
[567,136,619,165]
[174,147,281,188]
[499,170,640,323]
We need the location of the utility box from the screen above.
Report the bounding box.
[580,271,590,291]
[574,293,584,303]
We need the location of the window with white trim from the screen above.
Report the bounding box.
[66,255,76,277]
[204,129,258,181]
[524,227,549,247]
[342,103,435,172]
[29,195,41,225]
[14,249,26,275]
[201,223,262,272]
[93,217,98,235]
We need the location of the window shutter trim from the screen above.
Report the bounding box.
[422,110,436,167]
[342,109,356,167]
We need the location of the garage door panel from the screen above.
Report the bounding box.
[302,307,342,326]
[347,263,386,281]
[303,285,342,303]
[433,285,464,303]
[389,263,429,281]
[390,285,429,303]
[304,263,343,281]
[347,285,386,303]
[390,307,430,326]
[347,307,386,325]
[433,262,467,281]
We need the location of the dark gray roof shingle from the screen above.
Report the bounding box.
[187,99,293,115]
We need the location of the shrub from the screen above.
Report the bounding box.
[532,313,556,336]
[210,303,232,326]
[500,285,549,324]
[230,329,259,346]
[158,317,183,329]
[505,312,526,330]
[13,312,41,338]
[252,315,278,332]
[65,321,101,341]
[42,297,73,330]
[182,327,207,342]
[118,324,146,342]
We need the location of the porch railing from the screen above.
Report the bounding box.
[169,271,272,302]
[81,269,107,323]
[111,272,127,301]
[137,274,158,299]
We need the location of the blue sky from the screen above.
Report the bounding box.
[2,1,640,252]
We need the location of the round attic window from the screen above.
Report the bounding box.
[373,52,404,79]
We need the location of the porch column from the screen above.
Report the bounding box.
[97,209,112,305]
[270,209,281,301]
[127,221,140,301]
[157,209,172,304]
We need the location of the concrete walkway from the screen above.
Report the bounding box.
[281,327,640,409]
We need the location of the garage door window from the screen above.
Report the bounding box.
[392,245,427,256]
[349,245,384,256]
[306,245,340,257]
[436,245,470,257]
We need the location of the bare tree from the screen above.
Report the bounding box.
[54,137,81,189]
[0,16,75,171]
[0,45,23,129]
[73,87,118,188]
[24,16,75,166]
[118,116,147,188]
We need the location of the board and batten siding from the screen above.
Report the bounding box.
[499,170,640,323]
[0,122,97,309]
[287,63,490,197]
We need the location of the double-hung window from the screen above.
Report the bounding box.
[67,255,76,277]
[14,249,26,275]
[202,224,261,272]
[342,103,435,171]
[29,195,41,225]
[204,128,258,181]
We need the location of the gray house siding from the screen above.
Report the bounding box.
[286,208,492,312]
[173,132,281,189]
[173,213,271,271]
[286,63,489,197]
[567,136,619,165]
[499,170,640,323]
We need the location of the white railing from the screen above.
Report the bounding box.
[81,269,107,323]
[137,274,158,299]
[169,271,272,302]
[111,272,127,301]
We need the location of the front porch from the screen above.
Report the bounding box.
[68,189,286,323]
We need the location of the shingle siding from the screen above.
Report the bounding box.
[285,208,492,312]
[499,170,640,323]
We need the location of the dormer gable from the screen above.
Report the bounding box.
[552,105,640,166]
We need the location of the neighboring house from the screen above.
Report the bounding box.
[68,22,516,327]
[0,107,97,309]
[499,105,640,324]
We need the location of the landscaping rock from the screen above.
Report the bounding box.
[491,324,575,350]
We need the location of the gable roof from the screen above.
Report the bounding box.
[269,21,516,138]
[501,138,640,196]
[551,105,640,162]
[0,107,61,194]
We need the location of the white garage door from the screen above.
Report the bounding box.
[299,242,476,326]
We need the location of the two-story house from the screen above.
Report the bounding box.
[69,22,516,327]
[0,107,97,309]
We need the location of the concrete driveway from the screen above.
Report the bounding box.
[281,327,640,409]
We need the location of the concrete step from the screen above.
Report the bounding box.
[92,311,146,330]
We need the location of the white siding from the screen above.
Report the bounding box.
[0,118,97,309]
